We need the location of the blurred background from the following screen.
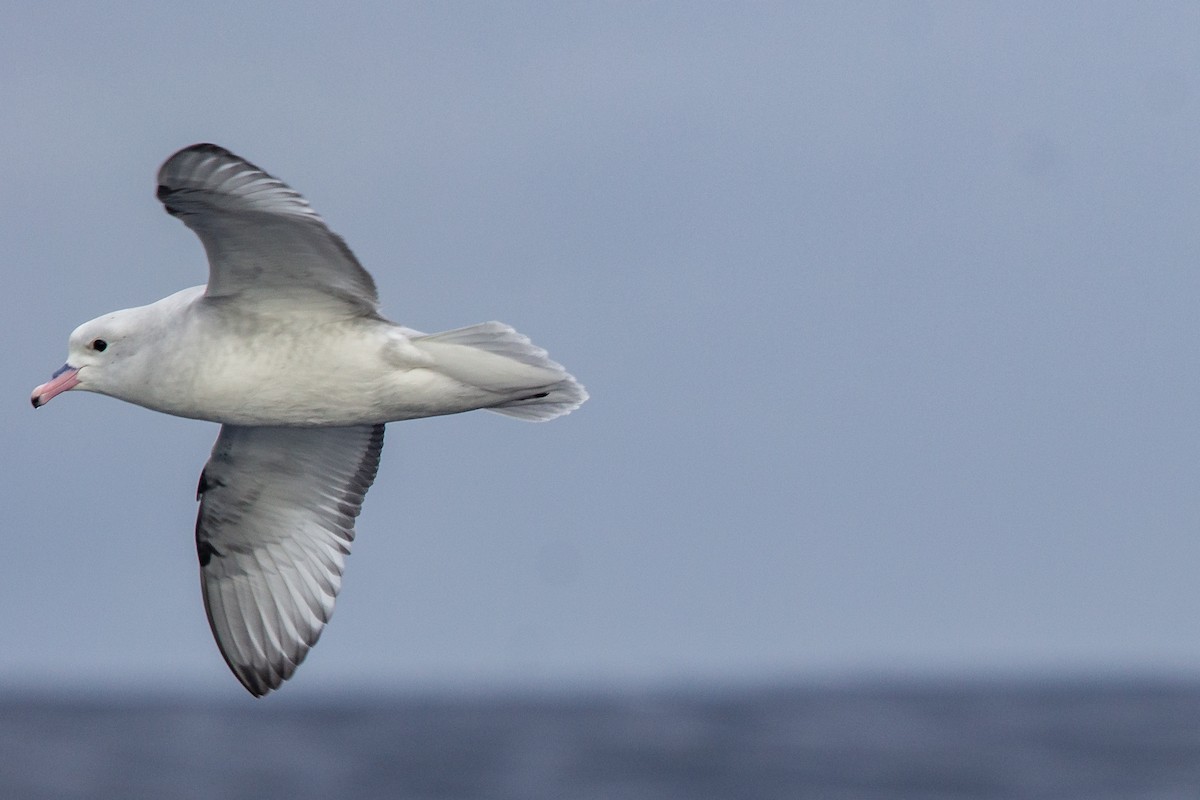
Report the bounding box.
[3,2,1200,797]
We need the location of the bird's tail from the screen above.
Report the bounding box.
[410,322,588,421]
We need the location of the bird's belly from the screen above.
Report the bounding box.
[144,357,496,427]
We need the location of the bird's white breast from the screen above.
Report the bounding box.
[130,304,418,426]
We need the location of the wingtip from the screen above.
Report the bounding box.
[242,683,272,699]
[232,664,281,698]
[169,142,236,160]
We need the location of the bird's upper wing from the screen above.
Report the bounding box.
[195,423,385,696]
[156,143,379,314]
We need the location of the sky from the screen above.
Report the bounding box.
[4,2,1200,696]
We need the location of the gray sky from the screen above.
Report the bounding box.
[5,2,1200,694]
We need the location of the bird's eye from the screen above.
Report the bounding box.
[91,339,108,352]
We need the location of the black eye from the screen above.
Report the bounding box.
[91,339,108,352]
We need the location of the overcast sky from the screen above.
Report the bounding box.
[4,2,1200,696]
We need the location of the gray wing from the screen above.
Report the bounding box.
[195,424,385,697]
[156,143,379,314]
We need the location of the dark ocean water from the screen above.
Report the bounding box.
[1,679,1198,799]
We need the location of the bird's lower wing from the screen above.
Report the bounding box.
[195,423,385,696]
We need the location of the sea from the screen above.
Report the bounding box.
[2,678,1198,799]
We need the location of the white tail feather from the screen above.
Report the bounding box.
[412,322,588,421]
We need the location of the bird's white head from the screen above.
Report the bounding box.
[31,309,146,408]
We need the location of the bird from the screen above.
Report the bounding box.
[31,143,587,696]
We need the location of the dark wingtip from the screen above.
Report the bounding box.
[166,142,235,161]
[156,183,180,216]
[190,142,232,154]
[196,540,222,567]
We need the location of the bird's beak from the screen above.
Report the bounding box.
[31,364,80,408]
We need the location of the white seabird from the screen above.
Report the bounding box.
[31,144,587,696]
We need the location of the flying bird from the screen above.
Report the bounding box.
[31,144,587,696]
